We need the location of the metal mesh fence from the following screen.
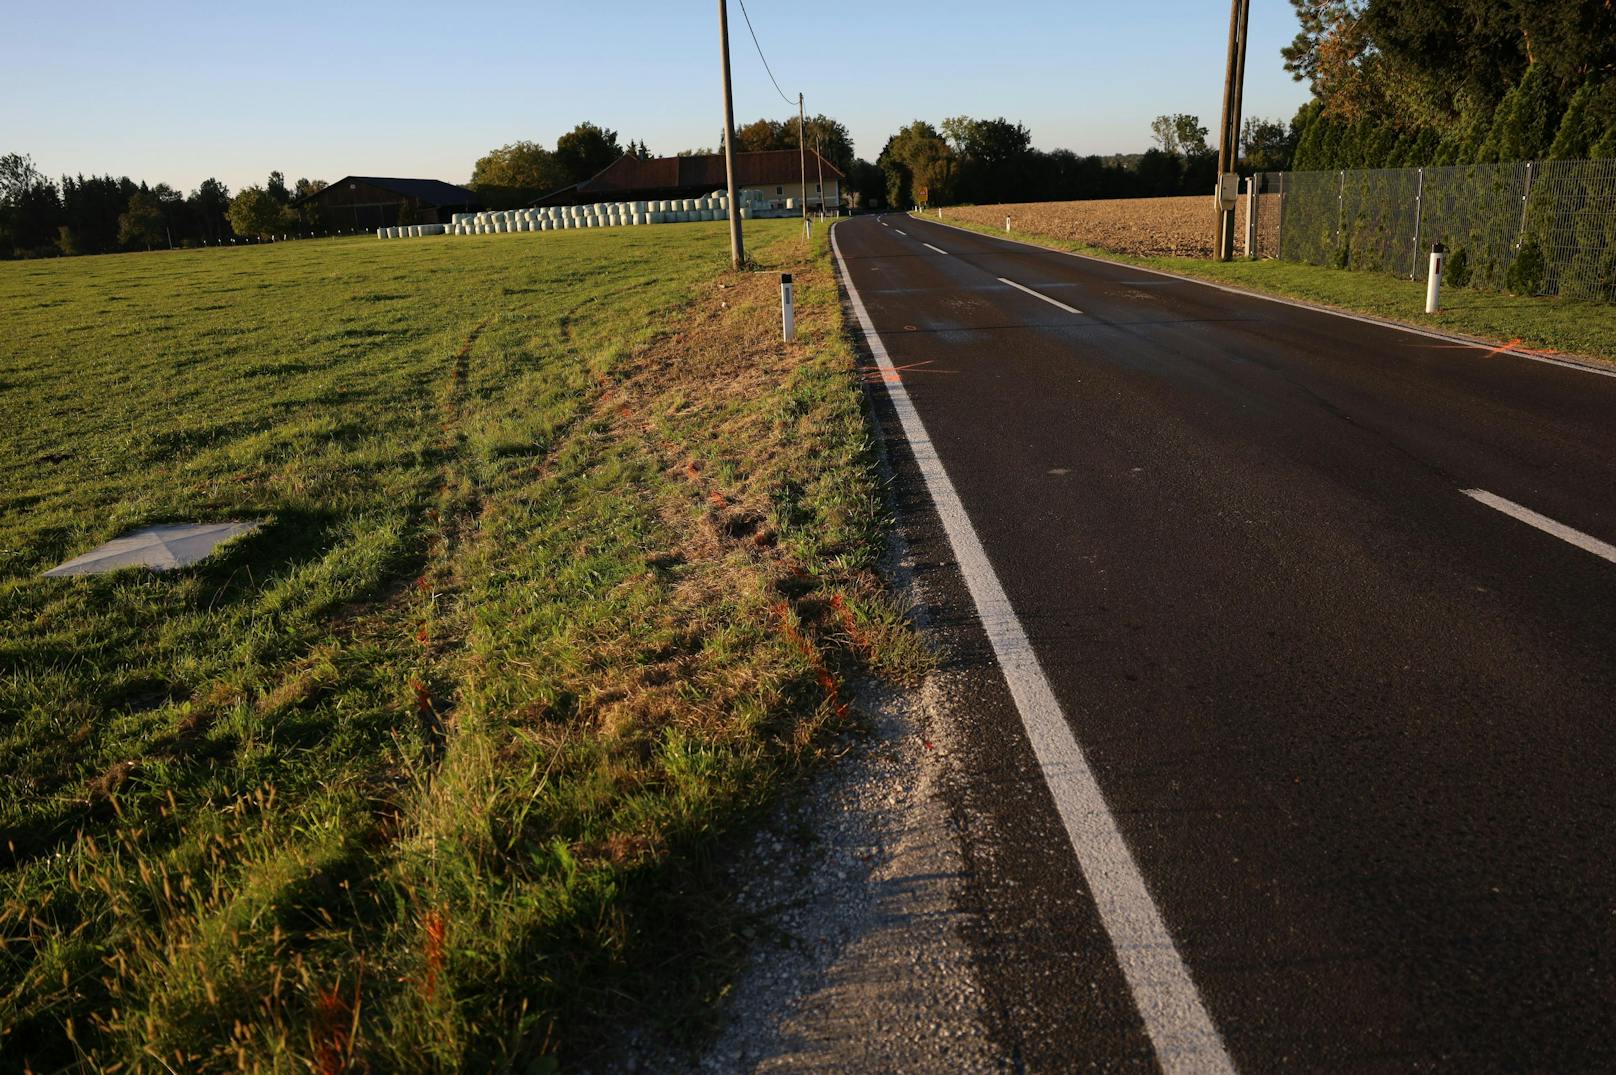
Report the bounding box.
[1264,159,1616,301]
[1528,160,1616,300]
[1250,172,1286,259]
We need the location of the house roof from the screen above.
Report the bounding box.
[297,176,477,206]
[576,150,845,195]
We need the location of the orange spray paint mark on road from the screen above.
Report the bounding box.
[860,359,956,384]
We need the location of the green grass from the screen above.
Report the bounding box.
[940,215,1616,366]
[0,222,922,1070]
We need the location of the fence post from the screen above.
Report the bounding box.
[1336,170,1345,247]
[1244,176,1258,259]
[1517,161,1535,250]
[1410,167,1425,279]
[1277,170,1286,260]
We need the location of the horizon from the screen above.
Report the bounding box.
[6,0,1310,196]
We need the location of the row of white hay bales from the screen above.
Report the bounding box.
[377,190,781,239]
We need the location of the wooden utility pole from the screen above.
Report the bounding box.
[719,0,745,269]
[798,93,809,238]
[1215,0,1250,261]
[814,138,827,218]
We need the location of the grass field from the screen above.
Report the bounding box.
[940,206,1616,365]
[0,221,920,1070]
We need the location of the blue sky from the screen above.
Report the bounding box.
[4,1,1311,195]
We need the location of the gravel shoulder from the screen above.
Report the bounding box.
[689,388,1010,1071]
[695,668,1006,1072]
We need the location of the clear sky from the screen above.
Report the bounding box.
[4,1,1311,196]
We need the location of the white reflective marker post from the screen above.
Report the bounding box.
[1426,242,1445,313]
[1006,215,1011,233]
[781,273,795,342]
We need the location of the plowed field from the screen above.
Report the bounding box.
[947,194,1282,259]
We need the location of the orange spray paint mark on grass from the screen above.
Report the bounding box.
[829,593,874,657]
[774,601,848,720]
[311,981,357,1075]
[421,909,448,1002]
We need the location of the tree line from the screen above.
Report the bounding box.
[1,103,1295,259]
[685,111,1292,209]
[1283,0,1616,170]
[0,155,341,259]
[862,112,1295,209]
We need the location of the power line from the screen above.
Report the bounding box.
[734,0,794,107]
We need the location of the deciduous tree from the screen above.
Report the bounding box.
[553,122,622,184]
[1240,117,1296,171]
[117,189,165,249]
[227,185,290,239]
[471,141,571,190]
[1150,114,1210,158]
[879,121,952,206]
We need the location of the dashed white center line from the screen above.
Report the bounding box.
[894,229,907,236]
[998,276,1083,314]
[923,242,949,254]
[1462,489,1616,564]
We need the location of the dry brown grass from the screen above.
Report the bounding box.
[948,194,1283,259]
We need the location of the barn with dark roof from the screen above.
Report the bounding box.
[294,176,480,230]
[532,150,843,212]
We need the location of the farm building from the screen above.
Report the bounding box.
[534,150,844,212]
[295,177,480,230]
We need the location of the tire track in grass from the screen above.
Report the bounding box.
[407,315,493,763]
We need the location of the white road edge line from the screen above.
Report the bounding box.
[999,276,1083,314]
[1462,489,1616,564]
[923,217,1616,381]
[923,242,949,255]
[830,223,1235,1075]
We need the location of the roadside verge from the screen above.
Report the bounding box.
[930,211,1616,375]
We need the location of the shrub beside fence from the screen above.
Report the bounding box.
[1253,160,1616,302]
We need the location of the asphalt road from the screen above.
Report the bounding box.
[831,212,1616,1072]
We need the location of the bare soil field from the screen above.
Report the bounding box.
[947,194,1282,259]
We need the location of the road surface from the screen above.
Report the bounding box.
[830,212,1616,1072]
